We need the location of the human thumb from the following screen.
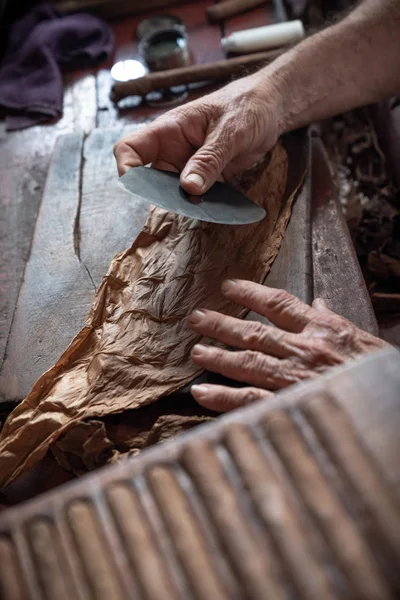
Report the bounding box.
[180,133,233,195]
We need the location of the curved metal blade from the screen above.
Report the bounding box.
[118,167,266,225]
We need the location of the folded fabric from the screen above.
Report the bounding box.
[0,2,114,130]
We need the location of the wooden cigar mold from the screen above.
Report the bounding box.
[1,348,400,599]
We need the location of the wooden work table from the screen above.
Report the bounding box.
[0,1,381,512]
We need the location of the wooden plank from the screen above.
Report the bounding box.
[0,73,97,377]
[61,72,97,135]
[0,127,153,405]
[265,129,311,304]
[79,126,150,287]
[0,124,52,369]
[0,133,93,404]
[311,135,378,335]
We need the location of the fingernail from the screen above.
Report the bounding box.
[191,344,208,357]
[188,310,206,325]
[221,279,237,294]
[191,384,209,399]
[186,173,205,190]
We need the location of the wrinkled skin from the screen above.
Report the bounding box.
[188,280,389,412]
[113,75,279,195]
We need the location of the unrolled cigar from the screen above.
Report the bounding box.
[206,0,269,23]
[111,49,282,103]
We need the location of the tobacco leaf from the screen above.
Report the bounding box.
[0,141,301,487]
[53,397,215,476]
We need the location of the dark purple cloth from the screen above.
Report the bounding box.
[0,3,114,130]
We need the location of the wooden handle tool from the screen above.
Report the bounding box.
[206,0,269,23]
[111,49,281,103]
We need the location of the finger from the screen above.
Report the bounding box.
[191,344,296,389]
[188,309,296,358]
[180,125,235,194]
[221,280,316,333]
[151,160,179,173]
[114,128,162,176]
[312,298,332,312]
[191,383,272,412]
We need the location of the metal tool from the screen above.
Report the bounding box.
[140,28,190,72]
[119,167,266,225]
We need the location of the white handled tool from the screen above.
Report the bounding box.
[222,20,305,55]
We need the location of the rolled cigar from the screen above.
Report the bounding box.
[206,0,269,23]
[111,49,282,103]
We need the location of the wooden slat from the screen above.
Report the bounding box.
[0,133,91,403]
[311,135,378,334]
[78,127,150,287]
[0,124,52,370]
[0,73,97,405]
[0,127,152,404]
[265,130,311,304]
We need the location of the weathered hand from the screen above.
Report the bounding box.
[113,72,280,195]
[188,280,388,412]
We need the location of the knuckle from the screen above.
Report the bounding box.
[193,145,226,174]
[241,321,266,348]
[268,289,298,312]
[308,339,334,362]
[242,350,267,374]
[211,316,226,338]
[241,388,265,405]
[319,315,356,344]
[335,323,356,346]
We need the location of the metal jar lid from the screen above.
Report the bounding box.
[136,15,185,41]
[139,28,190,72]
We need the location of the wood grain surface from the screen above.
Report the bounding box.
[0,127,152,404]
[311,135,378,335]
[265,129,311,305]
[0,133,93,403]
